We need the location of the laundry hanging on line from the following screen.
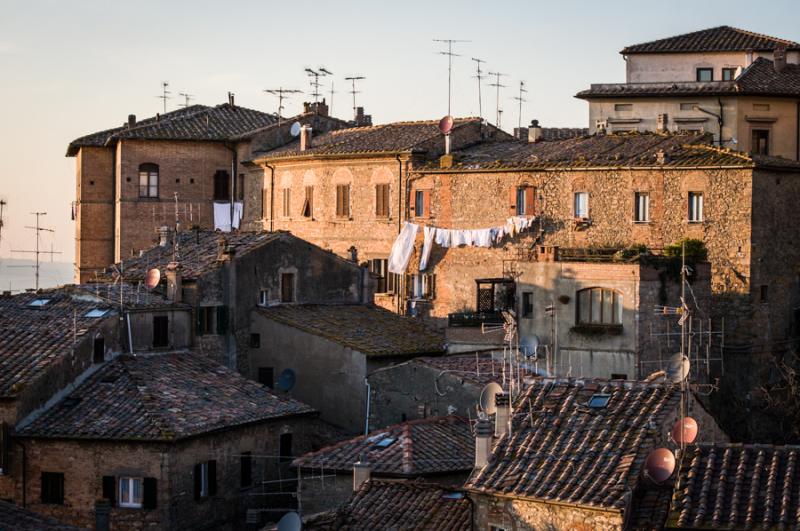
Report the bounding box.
[213,201,243,232]
[387,222,420,274]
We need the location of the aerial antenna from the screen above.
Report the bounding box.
[305,67,332,103]
[488,72,507,129]
[157,81,171,114]
[511,80,528,130]
[344,76,366,122]
[10,212,61,291]
[0,199,6,257]
[471,58,486,119]
[433,39,470,116]
[329,80,336,116]
[264,88,302,125]
[178,92,194,108]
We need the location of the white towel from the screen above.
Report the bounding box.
[419,226,436,271]
[388,222,420,274]
[475,228,493,247]
[214,201,244,232]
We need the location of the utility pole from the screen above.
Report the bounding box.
[178,92,194,108]
[157,81,171,113]
[488,71,507,129]
[10,212,61,291]
[511,80,528,130]
[471,58,486,119]
[433,39,470,116]
[344,76,366,122]
[264,88,302,125]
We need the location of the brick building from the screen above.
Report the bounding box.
[14,352,329,530]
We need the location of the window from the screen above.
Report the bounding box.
[522,292,533,318]
[696,68,713,82]
[85,308,109,318]
[28,298,51,307]
[259,289,268,306]
[93,337,105,363]
[574,192,589,218]
[258,367,274,388]
[611,373,628,380]
[406,274,436,300]
[375,184,390,217]
[369,258,397,294]
[634,192,650,222]
[236,173,245,201]
[41,472,64,505]
[152,315,169,348]
[197,307,214,335]
[213,170,230,201]
[577,288,622,326]
[515,186,535,216]
[279,433,293,463]
[588,393,612,408]
[138,163,159,198]
[721,67,737,81]
[679,102,698,111]
[614,103,633,111]
[282,188,291,217]
[249,333,260,348]
[753,103,771,112]
[752,129,770,155]
[281,273,295,303]
[240,452,252,488]
[688,192,704,222]
[194,461,216,499]
[119,477,143,508]
[760,285,769,303]
[336,184,351,218]
[301,186,314,218]
[413,190,430,218]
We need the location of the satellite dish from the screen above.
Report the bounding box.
[144,268,161,290]
[290,122,302,137]
[479,382,503,415]
[520,335,540,358]
[644,448,676,483]
[276,369,296,392]
[671,417,698,444]
[277,511,302,531]
[666,353,690,383]
[438,115,454,135]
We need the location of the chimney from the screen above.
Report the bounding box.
[514,127,529,141]
[656,113,669,133]
[774,46,787,72]
[355,107,372,126]
[228,92,236,107]
[166,261,182,303]
[353,459,371,492]
[300,125,313,151]
[402,424,413,475]
[157,226,172,247]
[474,417,493,468]
[127,114,136,128]
[95,499,111,531]
[494,393,510,438]
[656,149,669,165]
[528,120,544,143]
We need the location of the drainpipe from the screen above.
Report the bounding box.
[364,378,371,435]
[224,143,238,231]
[14,440,27,507]
[126,312,134,354]
[395,154,405,315]
[718,97,724,146]
[265,162,276,231]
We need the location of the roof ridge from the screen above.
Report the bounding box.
[685,142,754,163]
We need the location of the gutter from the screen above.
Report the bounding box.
[411,164,757,174]
[255,149,418,165]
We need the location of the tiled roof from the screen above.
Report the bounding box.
[416,352,507,387]
[256,304,446,357]
[259,118,484,159]
[628,484,674,531]
[538,127,591,141]
[17,352,314,441]
[72,283,187,310]
[621,26,800,54]
[293,416,472,476]
[0,290,116,397]
[66,103,277,156]
[667,443,800,529]
[305,480,471,531]
[416,132,800,171]
[0,500,84,530]
[466,378,680,511]
[736,57,800,96]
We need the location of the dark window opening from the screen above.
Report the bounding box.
[279,433,293,463]
[413,190,430,218]
[41,472,64,505]
[281,273,295,303]
[696,68,713,82]
[197,307,214,335]
[152,315,169,348]
[138,163,159,198]
[240,452,252,488]
[522,292,533,318]
[258,367,274,388]
[250,333,261,348]
[213,170,230,201]
[760,285,769,303]
[193,460,216,499]
[369,258,397,294]
[752,129,770,155]
[93,337,105,363]
[611,373,628,380]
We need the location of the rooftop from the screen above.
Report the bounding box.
[256,304,446,358]
[17,351,314,441]
[293,416,473,476]
[466,378,680,512]
[667,443,800,529]
[621,26,800,54]
[0,500,83,530]
[0,289,116,397]
[305,480,471,531]
[71,283,187,310]
[414,352,507,387]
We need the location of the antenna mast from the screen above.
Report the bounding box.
[10,212,61,291]
[157,81,171,113]
[178,92,194,108]
[433,39,470,116]
[264,88,302,125]
[511,80,528,130]
[305,67,332,103]
[0,199,6,256]
[488,71,507,129]
[344,76,366,122]
[471,58,485,119]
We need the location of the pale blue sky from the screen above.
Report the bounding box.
[0,0,797,262]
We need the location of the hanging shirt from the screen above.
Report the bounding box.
[388,222,420,274]
[419,225,436,271]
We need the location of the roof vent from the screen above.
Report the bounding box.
[228,92,235,107]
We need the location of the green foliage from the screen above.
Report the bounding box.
[613,244,650,262]
[663,238,708,262]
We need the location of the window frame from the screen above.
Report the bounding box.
[576,287,623,327]
[335,183,351,218]
[41,472,65,505]
[369,258,397,294]
[118,476,143,509]
[721,67,736,81]
[138,163,159,199]
[281,273,295,303]
[574,191,589,219]
[751,129,770,155]
[302,186,314,218]
[688,192,704,223]
[614,103,633,112]
[515,186,535,216]
[696,67,713,82]
[406,273,436,300]
[375,183,390,218]
[634,192,650,223]
[522,291,533,319]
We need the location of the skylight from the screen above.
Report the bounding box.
[373,437,396,449]
[85,308,109,318]
[28,299,51,307]
[588,393,612,409]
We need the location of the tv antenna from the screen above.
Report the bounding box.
[178,92,194,108]
[0,199,6,256]
[511,80,528,130]
[344,76,366,122]
[10,212,61,291]
[157,81,171,114]
[433,39,469,116]
[264,88,302,124]
[305,67,332,103]
[329,80,337,116]
[471,58,486,119]
[488,72,507,129]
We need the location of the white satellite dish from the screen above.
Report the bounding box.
[277,511,302,531]
[520,334,539,358]
[666,353,690,383]
[289,122,302,137]
[479,382,503,415]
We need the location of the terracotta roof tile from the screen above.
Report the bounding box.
[257,304,445,357]
[416,352,506,387]
[621,26,800,54]
[0,500,84,530]
[293,416,472,476]
[16,352,314,441]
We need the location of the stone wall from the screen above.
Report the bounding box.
[471,493,624,531]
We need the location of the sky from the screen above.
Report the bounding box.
[0,0,797,262]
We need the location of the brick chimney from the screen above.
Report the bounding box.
[402,424,413,475]
[528,120,544,143]
[494,393,511,438]
[300,125,313,151]
[657,114,669,133]
[304,99,329,117]
[157,226,172,247]
[355,107,372,126]
[774,46,787,72]
[474,417,493,468]
[127,114,136,128]
[166,262,182,303]
[514,127,529,141]
[353,459,371,491]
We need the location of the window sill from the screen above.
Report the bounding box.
[632,220,652,224]
[686,220,704,224]
[570,324,623,336]
[137,197,160,201]
[375,292,396,297]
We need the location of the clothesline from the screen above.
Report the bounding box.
[213,201,243,232]
[388,216,536,274]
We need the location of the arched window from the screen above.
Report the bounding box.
[577,288,622,326]
[139,163,159,198]
[214,170,230,201]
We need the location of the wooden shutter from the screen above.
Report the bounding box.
[0,422,8,474]
[143,478,157,509]
[429,274,436,299]
[193,464,202,500]
[216,306,228,335]
[524,187,535,215]
[208,460,217,496]
[509,187,518,215]
[409,190,416,215]
[422,191,431,218]
[102,475,116,506]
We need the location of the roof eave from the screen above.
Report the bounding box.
[254,149,419,165]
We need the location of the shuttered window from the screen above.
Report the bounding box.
[514,186,535,216]
[282,188,291,217]
[413,190,430,218]
[375,184,390,217]
[336,184,351,218]
[302,186,314,218]
[406,274,436,300]
[119,477,143,508]
[369,258,397,294]
[577,288,622,325]
[194,460,217,499]
[281,273,295,303]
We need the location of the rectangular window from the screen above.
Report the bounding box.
[336,184,351,218]
[721,67,736,81]
[282,188,291,217]
[196,307,215,335]
[93,337,105,363]
[375,184,390,217]
[213,171,230,201]
[577,288,622,326]
[752,129,770,155]
[696,68,713,82]
[688,192,704,222]
[153,315,169,348]
[41,472,64,505]
[522,292,533,318]
[258,367,274,388]
[259,289,268,306]
[406,274,436,300]
[369,258,397,294]
[119,477,143,508]
[413,190,430,218]
[574,192,589,218]
[614,103,633,111]
[281,273,295,303]
[138,167,159,198]
[634,192,650,222]
[249,333,260,348]
[515,187,535,216]
[279,433,293,463]
[194,461,216,499]
[760,285,769,303]
[240,452,252,488]
[679,102,698,111]
[753,103,771,112]
[302,186,313,218]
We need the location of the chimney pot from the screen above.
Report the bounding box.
[774,46,787,72]
[128,114,136,128]
[300,125,313,151]
[494,393,511,438]
[228,92,235,106]
[157,226,172,247]
[353,460,371,492]
[528,119,544,143]
[474,417,493,468]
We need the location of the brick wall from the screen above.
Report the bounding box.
[75,147,115,282]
